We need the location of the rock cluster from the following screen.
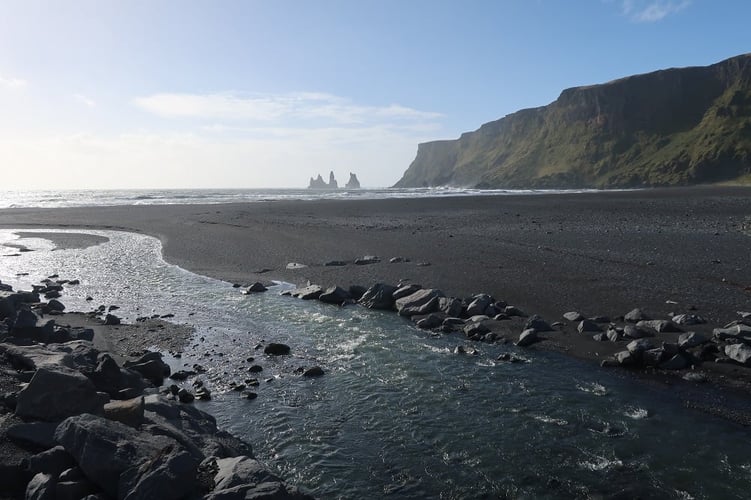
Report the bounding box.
[0,282,314,499]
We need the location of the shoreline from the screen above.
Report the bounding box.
[1,186,751,399]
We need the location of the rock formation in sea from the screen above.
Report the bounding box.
[345,172,361,189]
[394,53,751,189]
[308,171,339,189]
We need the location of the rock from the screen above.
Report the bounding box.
[462,322,490,338]
[672,314,706,325]
[46,299,66,312]
[119,444,199,500]
[248,365,263,373]
[563,311,584,322]
[466,294,493,317]
[605,328,621,342]
[415,313,445,329]
[642,348,665,367]
[588,315,610,323]
[290,285,323,300]
[678,332,709,349]
[636,320,682,333]
[264,343,291,356]
[7,421,58,449]
[592,333,607,342]
[318,286,351,304]
[358,283,397,310]
[286,262,307,270]
[392,284,421,300]
[302,366,324,377]
[345,172,360,189]
[124,352,171,385]
[395,289,444,317]
[323,260,347,267]
[14,308,39,329]
[389,257,405,263]
[659,353,689,370]
[683,372,708,383]
[25,473,55,500]
[354,255,380,265]
[623,324,653,339]
[725,343,751,365]
[29,446,76,477]
[103,396,145,427]
[624,308,649,323]
[169,369,197,381]
[614,350,636,366]
[626,338,654,354]
[212,455,281,491]
[438,297,463,317]
[516,329,540,347]
[104,314,121,325]
[54,414,176,498]
[178,388,195,403]
[577,319,601,333]
[348,285,367,301]
[713,325,751,342]
[504,305,526,317]
[16,365,108,421]
[243,282,267,293]
[524,315,553,332]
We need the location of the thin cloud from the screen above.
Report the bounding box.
[0,75,27,89]
[133,91,443,125]
[620,0,691,22]
[74,94,96,107]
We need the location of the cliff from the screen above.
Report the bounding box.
[394,53,751,189]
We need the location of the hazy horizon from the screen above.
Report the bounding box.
[1,0,749,190]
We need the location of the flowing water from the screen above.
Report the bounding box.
[1,229,750,499]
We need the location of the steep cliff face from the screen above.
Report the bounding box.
[395,54,751,188]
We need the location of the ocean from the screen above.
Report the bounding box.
[0,187,600,209]
[1,228,750,499]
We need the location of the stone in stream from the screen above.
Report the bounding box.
[46,299,66,312]
[516,329,540,347]
[415,313,445,330]
[463,322,490,338]
[358,283,397,310]
[264,343,291,356]
[396,289,444,317]
[303,366,324,377]
[392,284,421,300]
[318,286,351,304]
[243,282,267,294]
[614,350,637,366]
[290,285,323,300]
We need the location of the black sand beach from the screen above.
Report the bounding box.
[2,186,751,386]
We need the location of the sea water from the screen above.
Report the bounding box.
[1,229,750,499]
[0,187,601,209]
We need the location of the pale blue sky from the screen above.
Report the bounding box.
[0,0,748,189]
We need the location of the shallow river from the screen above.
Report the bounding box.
[1,229,750,499]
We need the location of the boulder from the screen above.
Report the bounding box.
[303,366,324,377]
[118,445,199,500]
[290,285,323,300]
[626,339,654,354]
[347,285,367,301]
[466,295,493,317]
[415,313,445,329]
[7,421,58,449]
[605,328,621,342]
[524,315,553,332]
[503,305,527,317]
[25,473,55,500]
[642,348,666,367]
[358,283,397,310]
[123,352,170,385]
[212,455,281,491]
[28,446,76,477]
[104,314,121,325]
[672,314,706,326]
[16,365,109,421]
[678,332,709,349]
[437,297,463,317]
[659,353,689,370]
[577,319,601,333]
[243,282,267,294]
[318,286,351,304]
[395,289,444,317]
[636,320,682,333]
[46,299,66,312]
[54,413,176,498]
[725,343,751,365]
[516,329,540,347]
[104,396,145,428]
[264,343,291,356]
[624,308,649,323]
[623,324,653,339]
[354,255,380,265]
[392,284,421,300]
[14,308,39,329]
[563,311,584,322]
[614,350,636,366]
[462,322,490,338]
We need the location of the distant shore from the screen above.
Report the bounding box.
[2,185,751,397]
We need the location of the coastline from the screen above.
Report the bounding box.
[1,186,751,394]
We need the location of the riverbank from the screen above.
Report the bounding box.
[1,186,751,394]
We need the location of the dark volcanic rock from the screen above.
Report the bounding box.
[243,282,268,294]
[302,366,324,377]
[516,329,540,347]
[264,343,291,356]
[358,283,397,310]
[318,286,351,304]
[354,255,380,265]
[395,288,444,317]
[290,285,323,300]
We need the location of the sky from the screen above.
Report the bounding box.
[0,0,749,189]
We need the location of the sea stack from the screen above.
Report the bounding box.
[328,171,338,189]
[345,173,361,189]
